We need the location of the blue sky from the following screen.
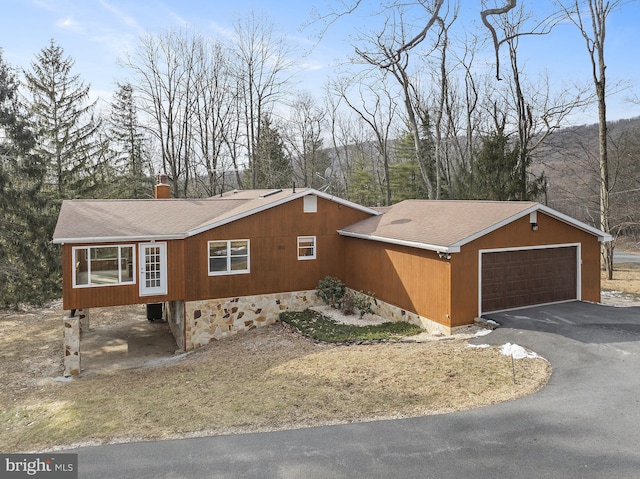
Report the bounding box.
[1,0,639,125]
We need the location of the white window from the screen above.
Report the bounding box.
[303,195,317,213]
[297,236,316,260]
[73,245,135,288]
[208,240,250,275]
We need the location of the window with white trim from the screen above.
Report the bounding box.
[303,195,317,213]
[208,240,250,275]
[297,236,316,260]
[73,245,135,288]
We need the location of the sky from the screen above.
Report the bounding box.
[1,0,639,126]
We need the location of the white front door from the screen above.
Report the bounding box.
[139,242,167,296]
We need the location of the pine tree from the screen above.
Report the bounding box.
[0,49,60,306]
[108,82,152,198]
[390,131,430,202]
[348,153,383,207]
[24,39,100,199]
[458,126,544,201]
[251,115,292,189]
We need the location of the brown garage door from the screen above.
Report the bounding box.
[481,246,578,313]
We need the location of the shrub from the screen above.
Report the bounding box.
[353,291,376,319]
[316,276,346,308]
[341,290,355,315]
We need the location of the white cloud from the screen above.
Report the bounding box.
[99,0,141,30]
[56,16,84,33]
[207,19,235,40]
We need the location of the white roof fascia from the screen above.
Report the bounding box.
[188,188,380,237]
[535,204,613,242]
[449,203,613,250]
[449,204,540,250]
[337,230,460,254]
[310,189,381,216]
[52,234,186,245]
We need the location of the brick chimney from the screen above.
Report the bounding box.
[154,174,170,199]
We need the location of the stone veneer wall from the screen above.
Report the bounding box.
[184,290,319,350]
[352,289,454,336]
[165,300,185,351]
[182,288,461,351]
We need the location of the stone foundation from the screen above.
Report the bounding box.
[77,309,89,334]
[352,289,454,336]
[184,290,319,350]
[180,289,462,351]
[165,300,185,351]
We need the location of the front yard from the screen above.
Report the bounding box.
[0,303,550,453]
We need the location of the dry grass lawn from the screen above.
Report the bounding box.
[602,263,640,297]
[0,302,551,453]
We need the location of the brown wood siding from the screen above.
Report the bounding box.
[481,246,577,312]
[183,197,371,301]
[62,240,185,310]
[343,238,452,326]
[450,212,602,327]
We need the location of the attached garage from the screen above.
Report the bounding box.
[480,244,579,314]
[340,200,611,334]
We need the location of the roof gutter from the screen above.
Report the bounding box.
[52,234,187,245]
[337,230,459,254]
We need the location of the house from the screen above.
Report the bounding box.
[53,178,611,375]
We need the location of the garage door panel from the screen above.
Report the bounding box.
[481,246,577,313]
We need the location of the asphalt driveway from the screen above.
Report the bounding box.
[69,301,640,479]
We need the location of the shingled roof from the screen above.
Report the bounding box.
[338,200,611,253]
[52,188,378,244]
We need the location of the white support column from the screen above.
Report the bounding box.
[63,315,81,377]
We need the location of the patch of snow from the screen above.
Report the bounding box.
[501,343,540,359]
[486,319,499,326]
[466,344,490,349]
[475,329,492,337]
[52,376,74,382]
[601,290,640,307]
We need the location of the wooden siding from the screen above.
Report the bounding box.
[450,212,602,327]
[62,240,185,310]
[62,196,370,310]
[343,238,452,327]
[183,196,371,301]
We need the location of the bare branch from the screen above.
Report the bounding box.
[480,0,518,80]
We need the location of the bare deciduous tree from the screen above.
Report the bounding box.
[331,74,399,205]
[124,30,200,197]
[490,4,588,200]
[353,7,441,198]
[283,93,327,189]
[191,37,237,196]
[230,12,295,189]
[558,0,622,278]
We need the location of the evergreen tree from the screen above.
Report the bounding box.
[389,160,428,202]
[24,39,100,199]
[251,115,292,189]
[390,131,430,202]
[0,49,60,306]
[108,82,152,198]
[348,153,383,207]
[458,125,544,201]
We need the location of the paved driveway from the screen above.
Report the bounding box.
[614,251,640,264]
[70,302,640,479]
